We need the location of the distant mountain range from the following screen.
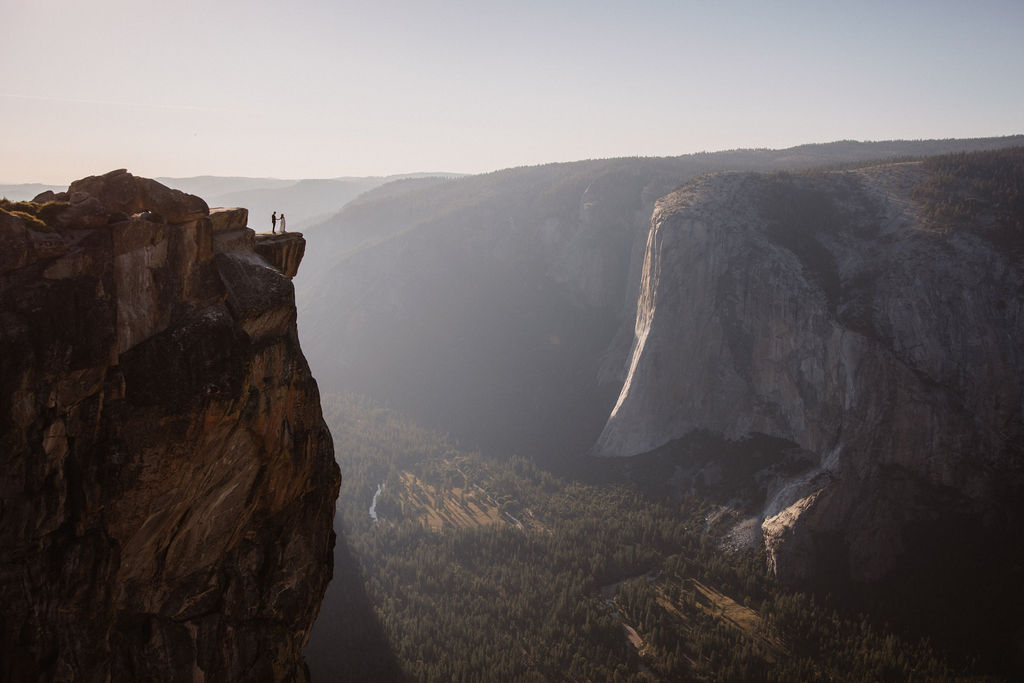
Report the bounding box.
[1,172,461,231]
[159,173,461,231]
[0,183,65,202]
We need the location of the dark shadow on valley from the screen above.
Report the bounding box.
[304,514,408,682]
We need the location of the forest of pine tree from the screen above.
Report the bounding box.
[309,394,989,682]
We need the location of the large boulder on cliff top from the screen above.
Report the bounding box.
[68,168,209,223]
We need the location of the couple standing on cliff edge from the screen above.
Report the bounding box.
[271,211,286,234]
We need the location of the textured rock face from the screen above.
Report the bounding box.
[0,171,339,681]
[256,232,307,279]
[595,164,1024,582]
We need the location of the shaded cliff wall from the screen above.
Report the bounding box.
[595,163,1024,582]
[0,170,339,682]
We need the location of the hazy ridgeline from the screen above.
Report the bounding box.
[295,137,1022,464]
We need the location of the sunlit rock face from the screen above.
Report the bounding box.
[0,170,339,681]
[595,164,1024,582]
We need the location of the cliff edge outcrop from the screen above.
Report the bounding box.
[595,154,1024,583]
[0,170,339,681]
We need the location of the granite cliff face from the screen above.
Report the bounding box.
[0,170,339,681]
[298,160,688,460]
[595,160,1024,582]
[297,139,1022,465]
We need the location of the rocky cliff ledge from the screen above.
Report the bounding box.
[595,158,1024,583]
[255,233,306,279]
[0,170,339,681]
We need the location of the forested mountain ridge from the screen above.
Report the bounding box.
[1,173,460,231]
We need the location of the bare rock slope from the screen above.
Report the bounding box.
[595,159,1024,582]
[0,170,339,681]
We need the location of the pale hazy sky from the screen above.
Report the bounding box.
[2,0,1022,184]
